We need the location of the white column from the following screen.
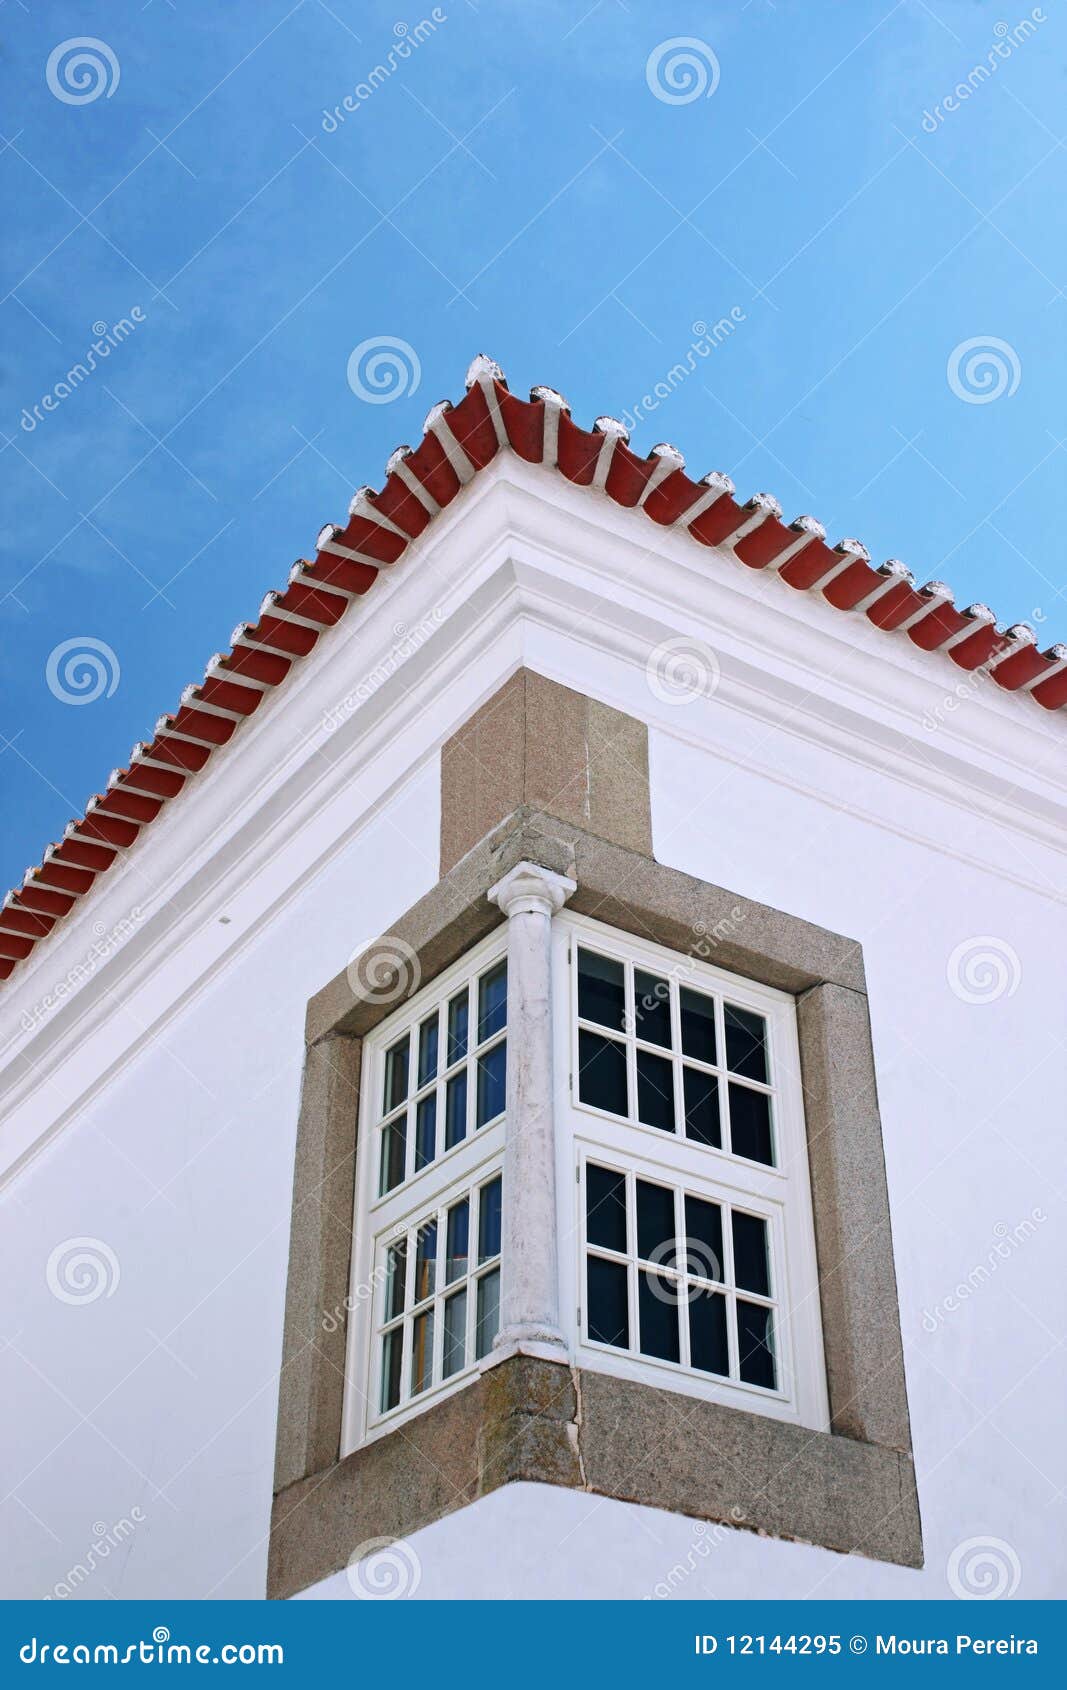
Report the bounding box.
[486,858,576,1362]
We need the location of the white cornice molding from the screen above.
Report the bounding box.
[1,455,1064,1182]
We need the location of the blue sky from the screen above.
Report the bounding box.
[2,0,1065,892]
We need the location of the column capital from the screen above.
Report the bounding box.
[487,859,577,921]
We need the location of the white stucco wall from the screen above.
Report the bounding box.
[2,460,1063,1600]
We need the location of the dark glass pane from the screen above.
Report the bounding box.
[476,1039,507,1126]
[447,990,469,1066]
[380,1327,403,1412]
[384,1240,407,1322]
[414,1094,436,1170]
[680,987,716,1064]
[379,1113,406,1195]
[636,1049,675,1133]
[578,1030,628,1117]
[417,1015,439,1087]
[683,1066,720,1147]
[732,1211,770,1297]
[577,949,626,1032]
[475,1268,500,1359]
[725,1004,768,1083]
[410,1309,434,1396]
[478,960,507,1042]
[634,971,672,1048]
[413,1218,437,1303]
[636,1179,675,1265]
[729,1083,774,1166]
[444,1070,467,1149]
[587,1256,629,1348]
[445,1198,469,1284]
[442,1289,467,1379]
[737,1301,776,1389]
[383,1037,409,1114]
[478,1176,502,1262]
[638,1271,680,1363]
[683,1195,723,1283]
[688,1288,729,1376]
[586,1164,627,1254]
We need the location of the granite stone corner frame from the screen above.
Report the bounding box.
[268,671,922,1598]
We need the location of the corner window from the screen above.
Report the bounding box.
[343,934,508,1449]
[558,915,828,1430]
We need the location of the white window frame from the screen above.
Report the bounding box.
[554,912,829,1431]
[341,931,508,1454]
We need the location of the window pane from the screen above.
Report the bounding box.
[380,1327,403,1412]
[410,1309,434,1396]
[478,1176,502,1263]
[586,1163,627,1254]
[732,1211,770,1297]
[413,1218,437,1304]
[447,990,469,1066]
[636,1179,675,1265]
[638,1271,680,1363]
[476,1039,507,1126]
[417,1015,439,1087]
[414,1094,437,1171]
[475,1268,500,1359]
[636,1049,675,1133]
[634,971,672,1048]
[379,1113,406,1195]
[445,1070,468,1149]
[384,1240,407,1322]
[725,1004,768,1083]
[477,960,507,1042]
[587,1256,629,1348]
[683,1066,720,1147]
[383,1037,409,1114]
[737,1301,776,1389]
[578,1030,628,1116]
[680,987,717,1064]
[688,1288,729,1376]
[577,949,626,1032]
[729,1083,774,1166]
[442,1289,467,1379]
[445,1198,469,1284]
[683,1195,723,1284]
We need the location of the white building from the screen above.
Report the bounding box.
[1,356,1063,1602]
